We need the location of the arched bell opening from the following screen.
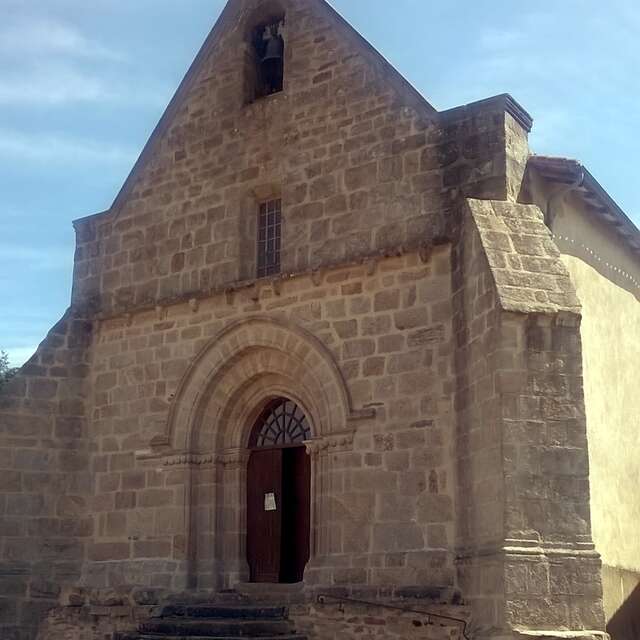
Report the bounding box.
[243,2,286,102]
[246,397,312,584]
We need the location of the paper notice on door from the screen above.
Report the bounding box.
[264,492,276,511]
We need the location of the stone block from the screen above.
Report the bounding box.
[374,290,400,312]
[139,489,173,509]
[54,416,85,439]
[394,308,429,330]
[344,162,378,191]
[0,472,22,492]
[88,542,130,562]
[333,319,358,339]
[372,523,424,552]
[416,494,453,523]
[133,540,172,559]
[343,339,375,359]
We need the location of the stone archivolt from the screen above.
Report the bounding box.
[162,315,367,456]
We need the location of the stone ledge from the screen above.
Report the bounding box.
[464,198,581,315]
[440,93,533,133]
[513,631,609,640]
[82,241,448,322]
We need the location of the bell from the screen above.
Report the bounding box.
[262,30,284,63]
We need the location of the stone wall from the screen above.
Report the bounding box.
[452,199,605,637]
[35,589,470,640]
[82,249,459,593]
[0,311,93,640]
[36,588,160,640]
[451,197,503,629]
[291,598,471,640]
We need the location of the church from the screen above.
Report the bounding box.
[1,1,638,639]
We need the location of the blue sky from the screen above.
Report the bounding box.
[1,0,639,367]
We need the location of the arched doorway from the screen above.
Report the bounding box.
[246,398,311,583]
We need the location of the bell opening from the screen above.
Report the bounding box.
[252,20,285,99]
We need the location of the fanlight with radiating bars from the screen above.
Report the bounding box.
[250,398,312,448]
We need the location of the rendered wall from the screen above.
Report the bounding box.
[528,174,640,638]
[557,219,640,632]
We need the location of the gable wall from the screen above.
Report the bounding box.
[71,0,525,319]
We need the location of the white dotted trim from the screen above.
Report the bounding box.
[552,233,640,291]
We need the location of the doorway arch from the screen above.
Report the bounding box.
[246,398,311,583]
[162,316,369,590]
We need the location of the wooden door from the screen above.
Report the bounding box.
[246,448,283,582]
[280,446,311,583]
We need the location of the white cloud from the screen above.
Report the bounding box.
[0,129,137,166]
[0,19,124,61]
[0,244,72,271]
[0,19,168,106]
[0,65,112,105]
[0,62,167,107]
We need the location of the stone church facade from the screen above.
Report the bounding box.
[1,1,638,639]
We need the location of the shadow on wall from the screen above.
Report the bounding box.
[607,582,640,640]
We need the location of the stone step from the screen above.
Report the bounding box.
[233,583,305,604]
[139,618,294,637]
[160,605,288,620]
[164,591,251,606]
[119,635,307,640]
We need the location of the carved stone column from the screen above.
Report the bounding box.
[303,431,355,587]
[217,447,251,588]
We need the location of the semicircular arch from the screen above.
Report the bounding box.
[166,316,354,453]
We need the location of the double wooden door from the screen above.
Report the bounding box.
[246,446,310,583]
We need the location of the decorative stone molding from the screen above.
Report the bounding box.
[304,430,356,457]
[134,448,216,468]
[92,242,444,323]
[346,408,376,423]
[456,537,599,562]
[164,452,215,467]
[216,447,250,469]
[165,316,360,452]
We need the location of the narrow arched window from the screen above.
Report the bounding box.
[257,198,281,277]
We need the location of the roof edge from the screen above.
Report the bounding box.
[72,209,112,228]
[320,0,438,116]
[108,0,240,219]
[440,93,533,133]
[528,155,640,255]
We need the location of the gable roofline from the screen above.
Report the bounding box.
[527,155,640,258]
[106,0,439,221]
[107,0,236,220]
